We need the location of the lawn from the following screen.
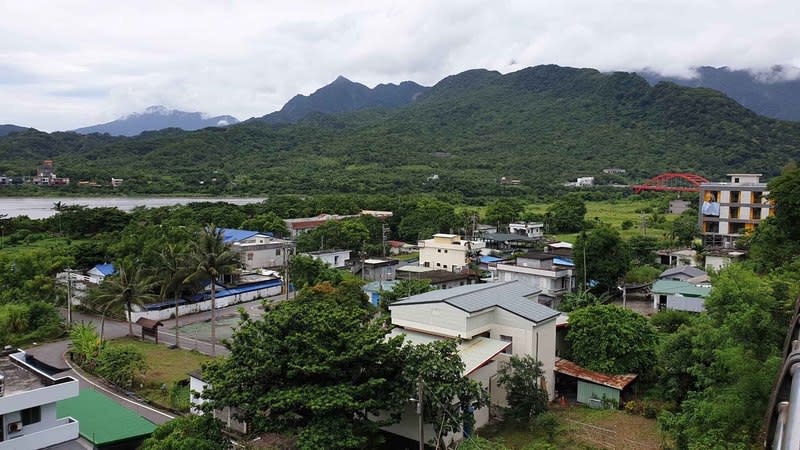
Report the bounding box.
[0,236,89,256]
[477,405,664,450]
[106,337,212,412]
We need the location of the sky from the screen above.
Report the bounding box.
[1,0,799,131]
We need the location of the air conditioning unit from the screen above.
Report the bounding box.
[8,421,22,433]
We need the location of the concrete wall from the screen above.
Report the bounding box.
[130,283,282,322]
[419,246,468,271]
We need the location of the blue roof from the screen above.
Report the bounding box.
[143,298,188,311]
[93,263,115,276]
[480,256,503,263]
[220,228,273,243]
[554,257,574,267]
[188,279,283,302]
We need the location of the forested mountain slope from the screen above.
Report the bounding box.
[1,65,799,196]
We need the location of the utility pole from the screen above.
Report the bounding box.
[381,224,389,257]
[65,268,73,326]
[284,247,291,301]
[417,378,424,450]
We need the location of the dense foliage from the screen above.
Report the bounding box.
[496,355,549,423]
[140,415,230,450]
[566,305,658,375]
[574,225,631,292]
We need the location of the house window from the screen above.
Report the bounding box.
[276,249,281,256]
[444,249,448,253]
[443,264,448,269]
[437,249,442,253]
[436,263,441,267]
[246,253,254,261]
[730,191,740,203]
[424,262,430,268]
[334,256,340,265]
[500,335,513,354]
[21,406,41,425]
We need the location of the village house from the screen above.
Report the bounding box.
[221,228,294,271]
[283,214,354,238]
[508,222,544,238]
[302,249,351,269]
[0,349,80,449]
[386,240,417,255]
[385,281,560,442]
[703,249,745,272]
[31,160,69,186]
[491,252,576,300]
[395,266,477,290]
[361,258,399,282]
[699,173,772,249]
[418,234,485,272]
[86,263,115,284]
[651,278,712,312]
[656,248,698,267]
[659,266,708,283]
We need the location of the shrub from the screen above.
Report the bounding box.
[95,344,147,389]
[650,310,694,333]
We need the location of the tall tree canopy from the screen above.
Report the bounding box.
[200,284,407,450]
[574,225,631,292]
[545,194,586,233]
[566,305,658,375]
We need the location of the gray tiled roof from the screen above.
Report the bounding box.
[391,281,559,323]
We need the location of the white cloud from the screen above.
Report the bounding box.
[0,0,799,130]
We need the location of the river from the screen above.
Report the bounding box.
[0,197,267,219]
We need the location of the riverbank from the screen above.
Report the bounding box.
[0,196,267,218]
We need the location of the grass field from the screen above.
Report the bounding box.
[107,337,211,411]
[478,405,664,449]
[0,236,88,255]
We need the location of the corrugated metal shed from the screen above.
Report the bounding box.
[651,279,711,297]
[391,281,558,324]
[555,358,637,390]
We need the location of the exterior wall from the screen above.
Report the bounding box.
[419,246,468,271]
[705,255,730,272]
[188,375,247,434]
[653,293,705,312]
[236,242,293,270]
[699,179,772,248]
[306,251,351,269]
[391,303,469,338]
[0,416,78,450]
[577,381,619,406]
[130,283,282,322]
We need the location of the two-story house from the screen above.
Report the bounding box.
[492,252,576,300]
[386,281,560,442]
[418,234,484,272]
[221,228,295,271]
[0,350,79,449]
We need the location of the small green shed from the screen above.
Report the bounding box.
[555,358,637,408]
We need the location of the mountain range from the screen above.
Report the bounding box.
[0,124,32,137]
[641,65,800,121]
[1,64,799,197]
[72,106,240,136]
[256,76,428,123]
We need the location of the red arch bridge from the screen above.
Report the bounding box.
[632,173,710,194]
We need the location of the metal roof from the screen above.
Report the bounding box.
[57,389,155,446]
[391,281,559,324]
[555,358,637,390]
[220,228,272,243]
[553,257,574,267]
[93,263,115,276]
[651,279,712,297]
[659,265,707,279]
[483,233,541,242]
[390,328,510,375]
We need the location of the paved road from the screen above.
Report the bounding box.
[26,295,285,427]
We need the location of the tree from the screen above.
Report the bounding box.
[186,225,241,356]
[574,225,630,293]
[403,340,489,448]
[140,415,230,450]
[627,235,659,265]
[748,164,800,270]
[558,289,606,313]
[398,199,459,241]
[497,355,549,423]
[68,322,101,368]
[566,305,658,374]
[670,209,699,246]
[241,211,289,237]
[201,285,407,450]
[379,279,432,310]
[156,244,192,348]
[484,198,524,231]
[95,344,147,389]
[287,254,343,289]
[545,194,586,233]
[92,260,158,336]
[295,219,370,253]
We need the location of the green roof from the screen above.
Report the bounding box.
[57,388,156,446]
[652,279,711,298]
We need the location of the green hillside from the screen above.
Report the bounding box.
[2,65,799,196]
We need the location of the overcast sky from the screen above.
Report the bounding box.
[2,0,799,131]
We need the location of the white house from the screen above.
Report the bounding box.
[86,263,115,284]
[508,222,544,238]
[302,249,351,269]
[221,228,294,271]
[418,234,484,272]
[386,281,560,442]
[0,350,79,449]
[651,279,712,312]
[492,252,575,298]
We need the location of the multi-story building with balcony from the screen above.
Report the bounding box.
[698,174,773,248]
[0,349,79,449]
[418,234,485,272]
[491,252,575,303]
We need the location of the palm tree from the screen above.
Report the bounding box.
[93,260,158,337]
[157,244,192,348]
[186,225,241,356]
